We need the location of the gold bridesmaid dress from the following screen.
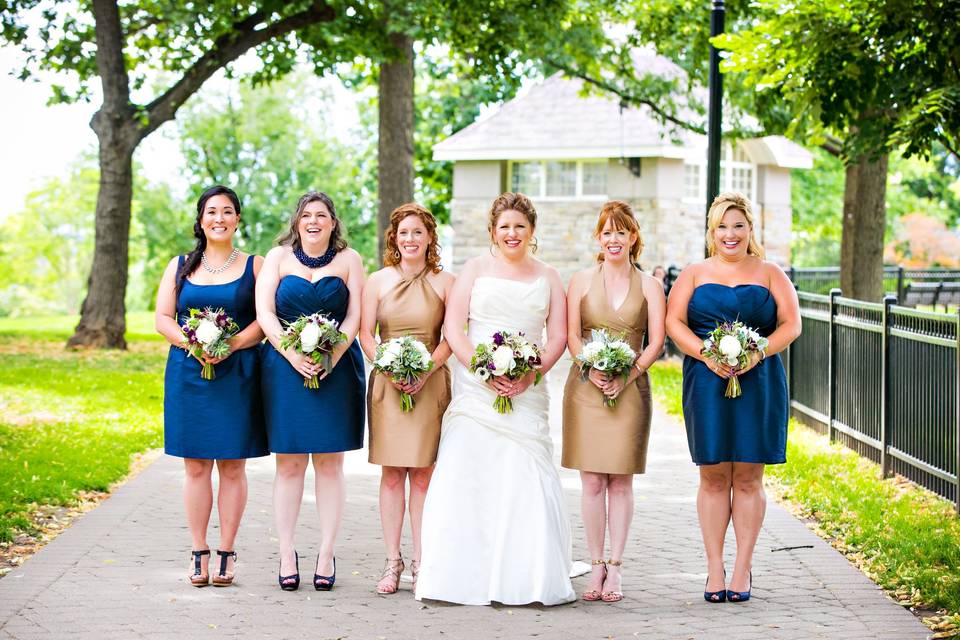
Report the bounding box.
[562,265,652,474]
[367,272,451,468]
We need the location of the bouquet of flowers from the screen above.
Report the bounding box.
[701,321,769,399]
[181,307,239,380]
[279,313,348,389]
[373,336,434,412]
[470,331,542,414]
[575,328,638,408]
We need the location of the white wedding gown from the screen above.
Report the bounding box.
[415,276,576,606]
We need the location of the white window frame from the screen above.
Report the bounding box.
[681,143,757,205]
[507,159,609,201]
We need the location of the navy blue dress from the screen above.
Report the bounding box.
[164,255,268,459]
[681,284,788,465]
[261,275,365,454]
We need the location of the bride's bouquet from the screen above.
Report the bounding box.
[279,313,347,389]
[471,331,542,414]
[373,336,434,412]
[181,307,240,380]
[575,328,637,408]
[701,321,769,399]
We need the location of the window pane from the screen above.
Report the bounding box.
[582,162,607,195]
[684,163,701,200]
[545,161,576,197]
[511,162,542,196]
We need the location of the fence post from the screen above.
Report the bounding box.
[880,295,896,478]
[955,308,959,514]
[828,288,841,443]
[896,266,905,303]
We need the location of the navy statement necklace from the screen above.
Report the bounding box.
[294,245,337,268]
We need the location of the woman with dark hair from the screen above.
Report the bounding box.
[359,203,455,594]
[155,185,267,587]
[416,192,575,606]
[666,192,800,604]
[562,200,665,603]
[256,191,366,592]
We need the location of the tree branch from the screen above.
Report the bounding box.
[140,1,335,140]
[544,57,707,135]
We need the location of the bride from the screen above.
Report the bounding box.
[415,192,575,606]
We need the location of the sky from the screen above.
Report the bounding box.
[0,46,366,219]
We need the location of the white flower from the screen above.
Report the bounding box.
[581,342,603,360]
[413,340,432,363]
[520,343,538,361]
[703,338,714,350]
[718,335,742,359]
[300,322,321,353]
[474,367,491,381]
[195,319,221,345]
[491,345,516,375]
[595,358,610,371]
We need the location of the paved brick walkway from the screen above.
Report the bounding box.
[0,363,930,639]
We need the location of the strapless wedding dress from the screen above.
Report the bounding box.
[415,276,575,606]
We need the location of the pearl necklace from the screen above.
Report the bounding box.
[201,248,239,274]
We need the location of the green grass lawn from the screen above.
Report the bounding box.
[650,358,960,625]
[0,316,166,542]
[0,311,161,342]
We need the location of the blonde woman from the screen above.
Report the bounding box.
[666,192,800,604]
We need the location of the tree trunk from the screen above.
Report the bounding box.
[377,28,415,264]
[840,153,888,301]
[67,127,137,349]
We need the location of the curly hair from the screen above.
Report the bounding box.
[594,200,643,264]
[276,191,348,253]
[705,192,764,258]
[382,202,442,273]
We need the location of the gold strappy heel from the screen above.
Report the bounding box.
[601,559,623,602]
[582,559,606,601]
[375,556,405,595]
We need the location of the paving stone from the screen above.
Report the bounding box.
[0,363,932,639]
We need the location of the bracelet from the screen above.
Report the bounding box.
[633,361,647,375]
[759,349,767,361]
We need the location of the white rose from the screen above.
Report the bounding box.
[414,340,431,363]
[195,319,221,345]
[474,367,491,381]
[385,340,404,359]
[718,335,742,359]
[491,345,516,375]
[300,322,321,353]
[376,352,395,368]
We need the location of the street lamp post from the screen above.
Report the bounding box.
[705,0,725,246]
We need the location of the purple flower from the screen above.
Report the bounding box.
[493,332,504,346]
[487,362,496,371]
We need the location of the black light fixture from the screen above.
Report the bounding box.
[706,0,725,246]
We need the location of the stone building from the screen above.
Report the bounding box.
[433,60,813,281]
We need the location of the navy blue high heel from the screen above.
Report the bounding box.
[278,551,300,591]
[726,571,752,602]
[314,555,336,591]
[704,570,726,603]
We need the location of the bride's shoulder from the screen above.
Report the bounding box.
[531,258,563,287]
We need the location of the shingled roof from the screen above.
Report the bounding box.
[433,59,812,170]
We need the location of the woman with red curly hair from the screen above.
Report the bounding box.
[359,202,455,594]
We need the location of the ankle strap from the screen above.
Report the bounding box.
[191,549,211,557]
[591,559,606,565]
[216,550,237,558]
[607,559,622,566]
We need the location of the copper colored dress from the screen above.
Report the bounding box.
[367,272,450,467]
[562,265,652,474]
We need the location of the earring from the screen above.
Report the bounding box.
[530,236,539,254]
[394,250,401,260]
[489,243,500,257]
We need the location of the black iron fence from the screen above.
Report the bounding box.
[786,290,960,511]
